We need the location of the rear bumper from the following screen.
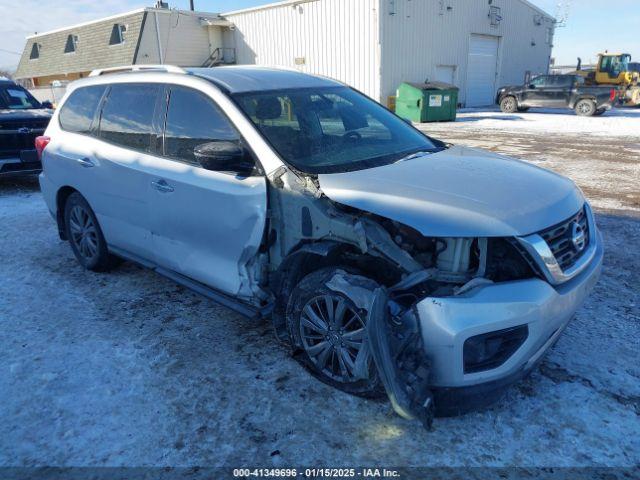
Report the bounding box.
[0,156,42,177]
[39,172,57,220]
[415,230,603,407]
[596,102,614,111]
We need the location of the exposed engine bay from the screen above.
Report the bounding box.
[256,166,539,428]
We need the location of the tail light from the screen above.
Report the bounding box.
[35,136,51,161]
[610,88,617,102]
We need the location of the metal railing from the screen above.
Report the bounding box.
[202,48,236,68]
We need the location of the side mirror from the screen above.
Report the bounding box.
[193,141,256,176]
[528,84,536,89]
[41,101,54,109]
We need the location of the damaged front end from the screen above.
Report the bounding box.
[324,270,435,428]
[266,166,542,428]
[367,287,436,429]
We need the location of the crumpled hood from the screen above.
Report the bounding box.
[318,146,584,237]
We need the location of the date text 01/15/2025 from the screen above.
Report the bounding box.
[232,468,401,478]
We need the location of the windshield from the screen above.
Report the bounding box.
[0,84,42,110]
[234,86,442,174]
[601,55,630,76]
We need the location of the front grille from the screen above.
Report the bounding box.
[0,120,48,158]
[0,160,41,174]
[539,207,590,271]
[0,119,50,130]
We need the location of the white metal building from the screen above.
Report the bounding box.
[223,0,556,106]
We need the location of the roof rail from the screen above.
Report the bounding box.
[89,65,187,77]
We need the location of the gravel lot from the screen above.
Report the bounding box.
[1,108,639,468]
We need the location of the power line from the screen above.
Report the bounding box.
[0,48,21,56]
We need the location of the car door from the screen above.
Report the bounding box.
[543,76,571,107]
[555,75,576,107]
[48,84,108,211]
[92,82,164,260]
[521,75,550,107]
[149,85,267,297]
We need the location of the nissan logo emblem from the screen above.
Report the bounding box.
[571,222,586,252]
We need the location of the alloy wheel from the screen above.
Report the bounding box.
[69,205,99,260]
[578,101,593,115]
[503,98,515,111]
[299,294,368,383]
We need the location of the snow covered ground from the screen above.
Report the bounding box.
[0,110,638,469]
[452,106,640,138]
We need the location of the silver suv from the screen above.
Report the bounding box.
[37,65,603,426]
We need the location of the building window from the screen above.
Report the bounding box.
[546,27,554,46]
[64,35,78,54]
[109,24,127,45]
[29,43,40,60]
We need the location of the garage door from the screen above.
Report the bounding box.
[466,35,499,107]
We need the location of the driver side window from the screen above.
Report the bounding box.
[531,76,547,87]
[164,86,241,165]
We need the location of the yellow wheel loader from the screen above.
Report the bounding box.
[575,53,640,106]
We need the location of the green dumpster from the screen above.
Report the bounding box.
[395,82,458,123]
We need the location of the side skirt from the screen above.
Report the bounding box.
[109,246,269,320]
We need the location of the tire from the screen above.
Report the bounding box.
[63,192,115,272]
[517,107,530,112]
[593,108,606,116]
[286,267,383,397]
[575,99,596,117]
[499,96,518,113]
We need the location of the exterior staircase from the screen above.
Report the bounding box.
[202,48,237,68]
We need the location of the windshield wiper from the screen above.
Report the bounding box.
[394,150,435,164]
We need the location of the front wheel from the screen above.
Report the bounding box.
[575,99,596,116]
[286,268,382,397]
[64,192,116,271]
[500,96,518,113]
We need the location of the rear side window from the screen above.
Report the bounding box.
[556,76,574,87]
[164,86,240,164]
[99,83,161,152]
[59,85,106,134]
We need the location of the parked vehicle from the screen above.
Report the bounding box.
[496,74,617,116]
[0,78,53,177]
[573,53,640,107]
[37,66,603,426]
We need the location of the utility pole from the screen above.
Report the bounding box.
[189,0,194,10]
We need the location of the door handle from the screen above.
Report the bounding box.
[76,157,95,168]
[151,179,174,193]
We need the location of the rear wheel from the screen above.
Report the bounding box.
[286,268,382,397]
[64,192,115,271]
[575,99,596,116]
[500,96,518,113]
